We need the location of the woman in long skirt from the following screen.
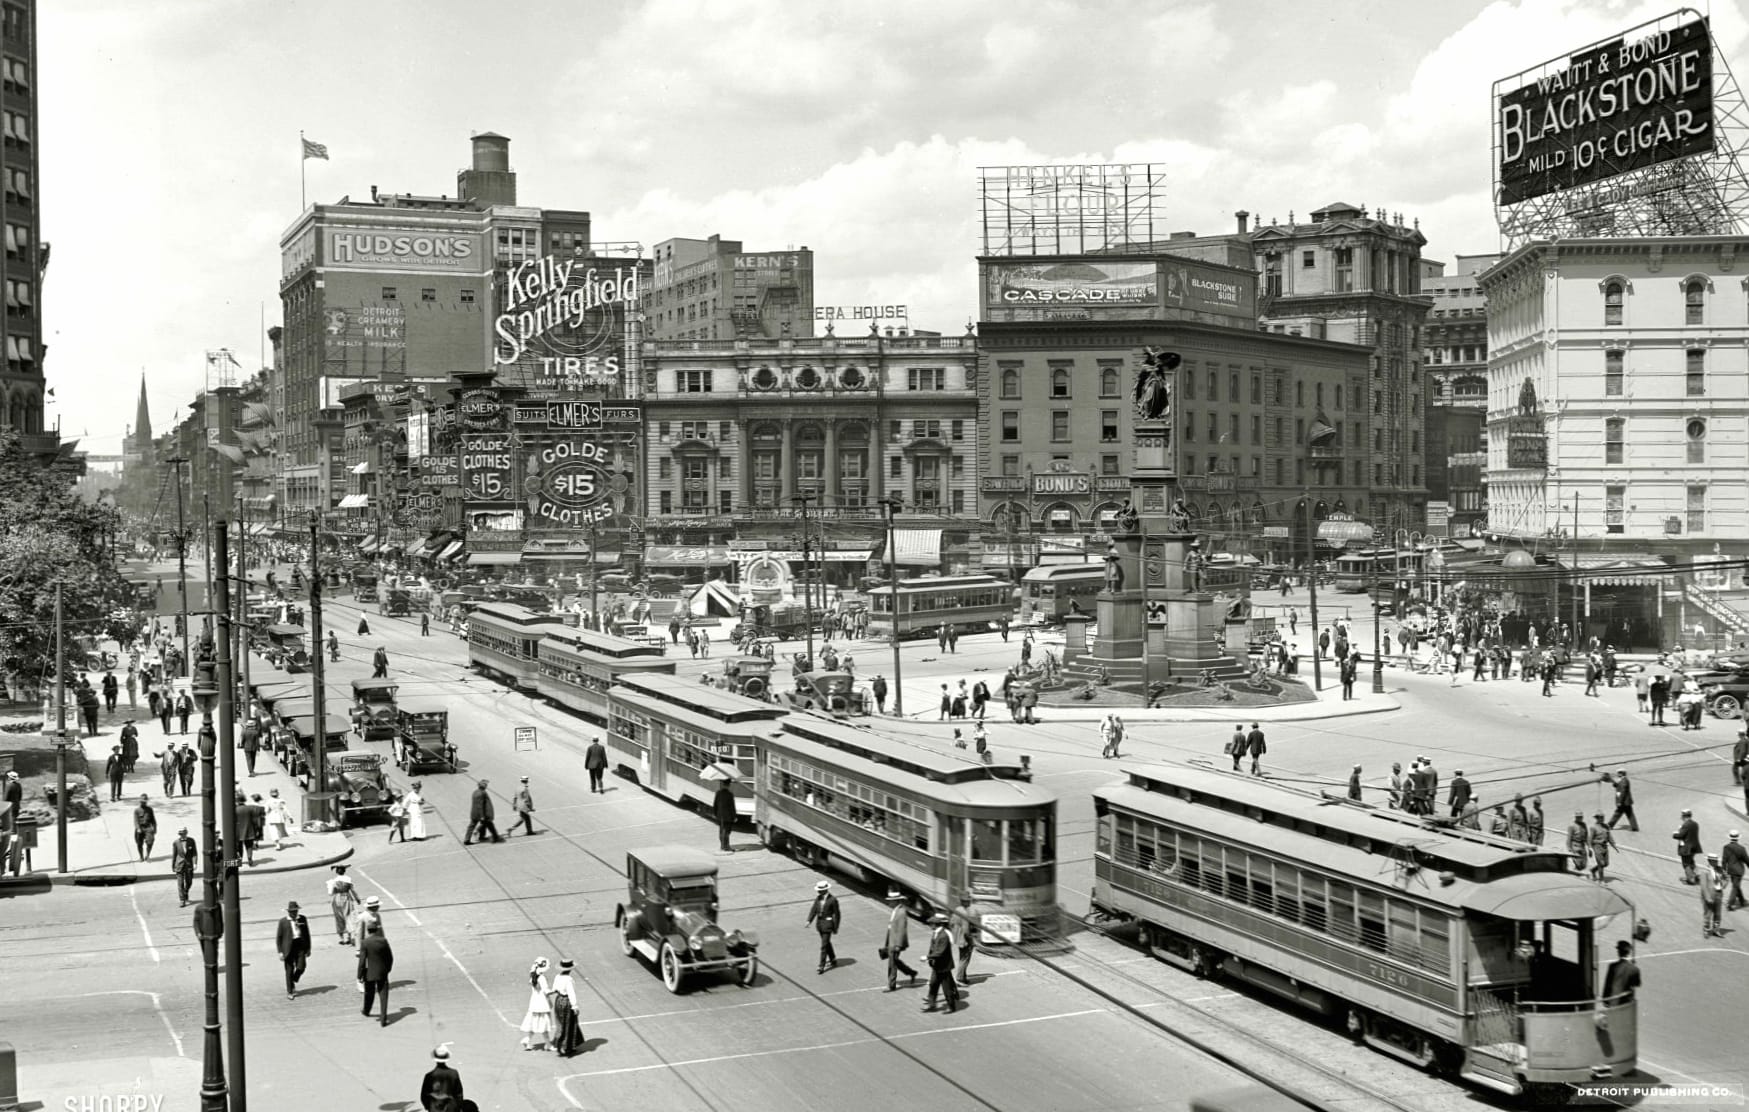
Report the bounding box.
[402,781,428,841]
[520,957,553,1050]
[265,789,292,850]
[327,864,359,945]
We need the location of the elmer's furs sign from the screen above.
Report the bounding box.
[494,256,639,366]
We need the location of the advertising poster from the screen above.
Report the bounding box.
[493,254,648,393]
[982,259,1158,321]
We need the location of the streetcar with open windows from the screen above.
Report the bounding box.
[605,672,787,820]
[466,602,573,690]
[1090,763,1637,1103]
[757,714,1058,939]
[1018,564,1103,626]
[536,624,675,726]
[865,573,1014,641]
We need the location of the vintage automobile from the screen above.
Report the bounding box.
[382,588,413,617]
[393,707,456,774]
[353,572,380,605]
[613,846,758,993]
[1697,665,1749,719]
[303,748,398,826]
[280,713,353,781]
[719,656,775,701]
[350,678,400,740]
[263,624,311,673]
[783,671,869,717]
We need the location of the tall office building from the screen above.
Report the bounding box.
[647,235,814,341]
[0,0,49,454]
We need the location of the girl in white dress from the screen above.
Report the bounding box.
[265,790,293,850]
[402,782,428,841]
[519,957,553,1050]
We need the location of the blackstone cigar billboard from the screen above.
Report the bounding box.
[1496,14,1714,204]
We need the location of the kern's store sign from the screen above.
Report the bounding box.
[325,228,486,273]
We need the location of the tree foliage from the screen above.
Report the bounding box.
[0,431,134,686]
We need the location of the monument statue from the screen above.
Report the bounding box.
[1165,498,1191,534]
[1133,347,1179,421]
[1103,542,1125,593]
[1113,500,1139,536]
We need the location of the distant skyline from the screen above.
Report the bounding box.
[38,0,1748,453]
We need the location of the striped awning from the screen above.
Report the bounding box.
[892,528,943,565]
[357,537,380,554]
[1555,553,1668,586]
[337,494,370,509]
[467,552,523,567]
[436,540,465,562]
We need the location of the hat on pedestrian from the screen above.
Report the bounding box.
[1734,831,1742,841]
[5,771,14,779]
[1595,813,1606,820]
[1682,808,1693,815]
[1576,811,1586,819]
[270,789,279,797]
[331,864,347,873]
[365,895,380,908]
[930,912,949,925]
[559,958,574,971]
[520,776,529,783]
[286,900,299,911]
[815,880,830,892]
[1616,940,1632,955]
[1709,853,1722,862]
[432,1046,451,1063]
[532,956,549,972]
[178,826,188,834]
[885,888,905,903]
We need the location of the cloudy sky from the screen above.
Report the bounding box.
[39,0,1746,454]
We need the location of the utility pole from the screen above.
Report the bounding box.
[879,494,904,717]
[202,492,213,649]
[168,456,191,681]
[588,516,600,630]
[1304,495,1323,692]
[306,512,329,818]
[53,581,67,874]
[211,521,248,1109]
[793,492,817,668]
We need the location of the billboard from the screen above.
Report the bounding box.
[1161,259,1256,320]
[1496,16,1714,204]
[983,260,1158,320]
[323,227,487,274]
[460,433,515,505]
[493,254,645,392]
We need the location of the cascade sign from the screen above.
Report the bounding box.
[1497,16,1714,204]
[494,256,639,368]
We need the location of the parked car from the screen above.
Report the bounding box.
[393,708,456,774]
[613,846,758,993]
[782,671,869,717]
[304,749,398,826]
[1699,667,1749,719]
[349,678,400,741]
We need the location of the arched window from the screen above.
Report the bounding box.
[1000,367,1020,400]
[1100,366,1119,398]
[1684,276,1707,325]
[1603,279,1624,326]
[1687,418,1706,464]
[1050,367,1071,399]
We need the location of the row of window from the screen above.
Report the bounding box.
[998,362,1125,401]
[1602,484,1707,534]
[468,627,537,662]
[768,752,932,852]
[868,584,1010,614]
[1602,277,1733,326]
[1603,348,1710,397]
[1100,810,1451,975]
[1601,417,1708,464]
[1,109,25,143]
[3,166,28,204]
[1426,345,1487,365]
[673,367,950,393]
[379,286,477,304]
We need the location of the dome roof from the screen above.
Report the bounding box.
[1501,550,1536,568]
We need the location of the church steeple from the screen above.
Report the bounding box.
[129,373,154,463]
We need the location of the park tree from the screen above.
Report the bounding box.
[0,431,134,695]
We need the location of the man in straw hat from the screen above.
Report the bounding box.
[276,899,311,1000]
[1723,830,1749,910]
[921,912,960,1014]
[420,1045,464,1112]
[882,889,918,991]
[804,879,840,974]
[1701,853,1726,937]
[552,958,583,1057]
[170,826,197,907]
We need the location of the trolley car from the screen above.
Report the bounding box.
[537,625,675,726]
[1018,564,1103,626]
[605,673,787,819]
[1091,764,1636,1102]
[466,602,569,690]
[865,573,1013,640]
[758,715,1058,937]
[1332,548,1425,594]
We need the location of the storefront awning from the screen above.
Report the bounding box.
[356,537,380,554]
[892,528,943,565]
[405,540,434,558]
[1554,553,1669,586]
[246,522,272,536]
[337,494,370,509]
[523,547,620,564]
[350,461,371,475]
[646,545,732,565]
[467,552,523,567]
[436,539,465,562]
[1316,518,1374,548]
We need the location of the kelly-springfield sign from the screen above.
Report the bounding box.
[1496,15,1714,204]
[494,256,639,371]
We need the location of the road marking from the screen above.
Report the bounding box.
[130,886,160,963]
[356,865,516,1028]
[80,990,183,1057]
[555,1008,1105,1098]
[1638,946,1749,960]
[1134,992,1240,1006]
[597,969,1026,1025]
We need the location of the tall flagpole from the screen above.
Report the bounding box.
[299,130,306,211]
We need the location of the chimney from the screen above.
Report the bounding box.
[1235,210,1250,234]
[370,185,378,202]
[1169,231,1196,241]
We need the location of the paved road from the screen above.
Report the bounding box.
[8,574,1744,1109]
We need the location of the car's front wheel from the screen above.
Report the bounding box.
[660,942,684,993]
[737,954,759,987]
[1714,694,1742,719]
[617,910,634,957]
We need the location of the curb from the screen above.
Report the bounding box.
[34,840,354,888]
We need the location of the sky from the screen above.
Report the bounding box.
[37,0,1748,455]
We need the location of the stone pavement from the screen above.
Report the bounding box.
[11,699,350,888]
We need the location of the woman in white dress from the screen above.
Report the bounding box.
[520,957,553,1050]
[401,781,428,841]
[265,789,293,850]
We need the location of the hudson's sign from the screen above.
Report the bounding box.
[325,229,484,272]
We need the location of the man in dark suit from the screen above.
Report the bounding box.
[804,880,840,973]
[921,913,960,1014]
[240,794,266,865]
[1447,770,1471,819]
[584,738,608,794]
[1244,723,1266,776]
[462,779,500,845]
[171,827,197,907]
[360,922,394,1025]
[277,900,311,1000]
[1673,808,1702,884]
[176,741,196,796]
[420,1046,464,1112]
[712,781,737,852]
[104,745,126,802]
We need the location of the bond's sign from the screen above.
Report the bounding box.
[1496,16,1714,204]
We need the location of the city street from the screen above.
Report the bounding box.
[7,574,1749,1110]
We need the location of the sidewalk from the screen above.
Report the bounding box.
[14,699,351,888]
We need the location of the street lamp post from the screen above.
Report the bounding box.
[1303,495,1323,692]
[210,520,248,1109]
[792,492,817,669]
[306,511,329,815]
[878,494,904,717]
[190,656,227,1111]
[168,455,192,680]
[1371,555,1386,694]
